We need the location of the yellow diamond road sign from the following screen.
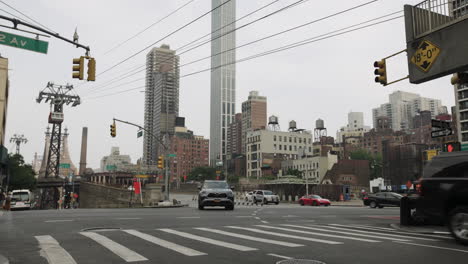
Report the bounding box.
[411,40,440,72]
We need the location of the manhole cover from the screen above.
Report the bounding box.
[276,260,326,264]
[81,227,121,232]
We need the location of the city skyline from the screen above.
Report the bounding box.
[0,0,456,169]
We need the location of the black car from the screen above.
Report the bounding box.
[414,152,468,245]
[363,192,403,208]
[198,180,235,210]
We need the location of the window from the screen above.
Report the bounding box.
[289,145,292,151]
[279,136,282,142]
[289,137,292,143]
[294,137,297,143]
[294,146,297,151]
[279,145,282,150]
[274,135,277,141]
[299,138,302,143]
[274,144,277,150]
[284,136,287,141]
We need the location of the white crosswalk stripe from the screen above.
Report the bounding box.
[313,225,439,241]
[79,231,148,262]
[123,229,206,256]
[35,235,77,264]
[158,228,257,251]
[328,224,451,239]
[280,224,410,242]
[226,226,343,245]
[255,225,381,243]
[195,227,304,247]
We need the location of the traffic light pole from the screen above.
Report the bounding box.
[112,118,171,201]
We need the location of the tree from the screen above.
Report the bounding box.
[285,168,303,178]
[7,154,36,191]
[349,149,382,180]
[187,166,217,182]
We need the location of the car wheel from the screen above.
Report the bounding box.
[449,206,468,245]
[225,205,234,210]
[275,202,279,205]
[299,200,304,206]
[324,204,329,207]
[312,201,319,206]
[378,205,384,209]
[198,204,204,210]
[370,201,377,208]
[263,199,268,205]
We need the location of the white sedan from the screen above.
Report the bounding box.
[244,191,255,202]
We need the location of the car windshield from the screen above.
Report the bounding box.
[12,192,29,202]
[263,191,273,195]
[203,181,229,189]
[312,195,321,199]
[392,193,403,198]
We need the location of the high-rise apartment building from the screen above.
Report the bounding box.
[210,0,236,165]
[241,91,267,153]
[226,113,242,159]
[143,44,179,165]
[372,91,446,131]
[336,112,371,143]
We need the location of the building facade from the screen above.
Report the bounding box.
[241,91,267,154]
[226,113,242,159]
[281,152,338,184]
[101,147,132,172]
[168,125,209,182]
[336,112,370,144]
[143,44,179,165]
[372,91,446,131]
[246,129,314,179]
[210,0,237,165]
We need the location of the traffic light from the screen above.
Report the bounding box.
[450,72,468,85]
[374,59,387,86]
[157,155,164,169]
[110,122,116,137]
[72,56,85,80]
[443,142,461,152]
[87,57,96,81]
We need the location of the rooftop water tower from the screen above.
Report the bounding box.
[314,118,327,143]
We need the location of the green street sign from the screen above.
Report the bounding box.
[59,163,70,169]
[137,130,143,138]
[0,31,49,54]
[167,154,176,158]
[106,165,117,170]
[462,144,468,152]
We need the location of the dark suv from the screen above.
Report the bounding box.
[415,152,468,245]
[198,180,235,210]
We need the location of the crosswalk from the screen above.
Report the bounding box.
[33,223,455,263]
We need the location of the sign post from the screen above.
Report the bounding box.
[0,31,49,54]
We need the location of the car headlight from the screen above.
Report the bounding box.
[200,191,207,197]
[227,191,234,197]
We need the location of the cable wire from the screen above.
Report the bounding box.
[103,0,196,55]
[97,0,232,76]
[0,0,56,33]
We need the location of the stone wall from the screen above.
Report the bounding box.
[80,182,142,208]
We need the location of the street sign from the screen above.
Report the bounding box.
[167,154,176,157]
[137,130,143,138]
[106,164,117,170]
[0,31,49,54]
[431,119,450,129]
[426,149,438,161]
[410,40,440,73]
[462,144,468,152]
[59,163,70,169]
[431,129,452,138]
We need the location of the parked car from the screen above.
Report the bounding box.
[414,152,468,245]
[363,192,402,208]
[198,180,235,210]
[244,191,254,202]
[10,190,33,210]
[298,195,331,206]
[253,190,279,204]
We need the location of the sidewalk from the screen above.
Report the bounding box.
[390,223,450,234]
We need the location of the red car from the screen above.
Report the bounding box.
[298,195,331,206]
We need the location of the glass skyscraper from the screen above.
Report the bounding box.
[210,0,236,165]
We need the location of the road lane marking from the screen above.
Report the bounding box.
[158,228,257,251]
[433,231,451,235]
[317,225,439,241]
[176,216,201,219]
[254,217,260,220]
[394,241,468,253]
[282,215,298,218]
[255,225,380,243]
[345,224,395,231]
[44,220,74,223]
[195,228,303,247]
[226,226,343,245]
[261,221,269,224]
[80,231,148,262]
[329,224,450,239]
[282,224,409,242]
[123,230,205,256]
[116,218,141,220]
[35,235,77,264]
[235,216,252,218]
[267,253,293,259]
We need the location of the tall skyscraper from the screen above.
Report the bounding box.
[143,44,179,165]
[372,91,446,131]
[210,0,236,165]
[241,91,267,153]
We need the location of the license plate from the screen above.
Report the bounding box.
[214,199,221,202]
[16,202,24,206]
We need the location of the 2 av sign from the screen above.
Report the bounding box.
[0,31,49,54]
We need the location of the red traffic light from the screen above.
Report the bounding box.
[444,142,460,152]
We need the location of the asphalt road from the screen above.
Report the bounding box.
[1,204,467,264]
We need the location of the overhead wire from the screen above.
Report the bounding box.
[0,0,56,33]
[85,0,377,96]
[97,0,233,77]
[84,11,403,100]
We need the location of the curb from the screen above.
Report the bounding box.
[142,204,188,209]
[390,223,450,235]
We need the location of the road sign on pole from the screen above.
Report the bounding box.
[59,163,70,169]
[431,119,450,129]
[167,154,176,158]
[431,128,453,138]
[0,31,49,54]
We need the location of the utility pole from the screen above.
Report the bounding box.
[10,134,27,155]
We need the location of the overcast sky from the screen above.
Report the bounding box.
[1,0,455,169]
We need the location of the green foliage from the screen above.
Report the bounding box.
[188,166,217,182]
[285,168,303,178]
[349,149,382,180]
[8,154,36,191]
